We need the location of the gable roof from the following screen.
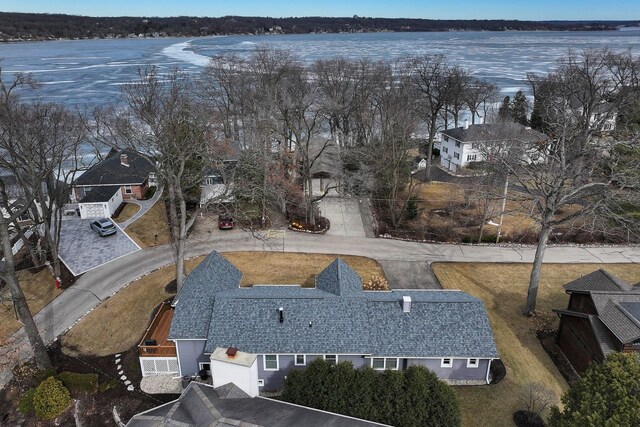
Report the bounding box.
[442,122,547,144]
[127,382,385,427]
[564,269,633,293]
[591,293,640,344]
[169,251,243,339]
[315,258,363,296]
[73,149,154,187]
[78,185,120,203]
[170,251,498,359]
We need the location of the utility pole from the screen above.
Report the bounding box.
[496,176,509,244]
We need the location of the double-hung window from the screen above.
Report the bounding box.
[324,355,338,365]
[264,355,279,371]
[295,355,306,366]
[371,358,399,370]
[453,152,460,160]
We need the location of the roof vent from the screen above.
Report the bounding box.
[278,307,284,323]
[403,296,412,313]
[120,154,129,167]
[226,347,238,358]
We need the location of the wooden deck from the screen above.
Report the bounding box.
[138,302,177,357]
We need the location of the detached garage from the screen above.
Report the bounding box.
[78,185,123,219]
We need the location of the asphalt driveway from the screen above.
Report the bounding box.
[58,218,141,276]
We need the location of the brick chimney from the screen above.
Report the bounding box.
[120,153,129,167]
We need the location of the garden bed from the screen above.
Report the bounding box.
[288,216,330,234]
[0,341,176,426]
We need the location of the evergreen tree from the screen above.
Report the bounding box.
[549,353,640,426]
[498,95,511,121]
[511,90,529,125]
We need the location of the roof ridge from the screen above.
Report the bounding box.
[615,301,640,331]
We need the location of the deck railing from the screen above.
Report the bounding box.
[138,345,177,357]
[138,301,176,357]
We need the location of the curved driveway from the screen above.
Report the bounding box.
[2,231,640,388]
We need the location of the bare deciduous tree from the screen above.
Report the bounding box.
[497,49,640,315]
[93,66,213,291]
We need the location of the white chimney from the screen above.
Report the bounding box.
[402,296,412,313]
[120,154,129,167]
[463,119,469,130]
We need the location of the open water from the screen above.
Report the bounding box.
[0,30,639,106]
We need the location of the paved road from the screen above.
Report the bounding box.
[2,230,640,388]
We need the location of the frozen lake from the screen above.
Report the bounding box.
[1,30,639,106]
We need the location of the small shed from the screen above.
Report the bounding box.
[78,185,123,219]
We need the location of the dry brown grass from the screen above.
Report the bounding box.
[61,252,384,356]
[112,203,140,223]
[0,268,59,342]
[413,181,583,240]
[125,199,171,248]
[224,252,385,287]
[432,262,640,427]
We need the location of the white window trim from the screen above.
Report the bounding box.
[467,358,479,368]
[371,357,399,370]
[294,354,306,366]
[323,355,338,364]
[257,379,264,387]
[386,357,399,370]
[441,358,453,368]
[263,354,279,371]
[371,358,385,370]
[124,184,133,194]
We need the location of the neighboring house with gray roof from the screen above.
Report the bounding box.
[439,121,548,172]
[72,149,156,202]
[127,382,386,427]
[140,251,499,390]
[554,269,640,374]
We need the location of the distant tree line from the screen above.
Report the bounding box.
[0,12,637,41]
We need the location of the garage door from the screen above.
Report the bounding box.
[83,203,105,218]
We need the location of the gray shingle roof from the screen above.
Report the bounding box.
[591,293,640,344]
[315,258,363,296]
[74,149,154,186]
[169,251,243,339]
[442,122,547,144]
[78,185,120,203]
[564,269,633,293]
[127,382,384,427]
[171,251,498,359]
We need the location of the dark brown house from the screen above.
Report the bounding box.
[554,270,640,374]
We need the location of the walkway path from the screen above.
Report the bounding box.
[119,185,164,229]
[2,230,640,388]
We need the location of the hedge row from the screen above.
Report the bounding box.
[281,359,460,427]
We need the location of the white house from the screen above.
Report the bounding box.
[439,121,548,172]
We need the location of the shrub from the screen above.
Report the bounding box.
[35,368,57,383]
[405,196,419,220]
[57,371,98,394]
[32,377,71,420]
[363,275,389,291]
[143,186,157,200]
[18,388,36,414]
[97,379,119,393]
[282,359,460,426]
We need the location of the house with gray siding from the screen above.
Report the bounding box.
[149,251,499,391]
